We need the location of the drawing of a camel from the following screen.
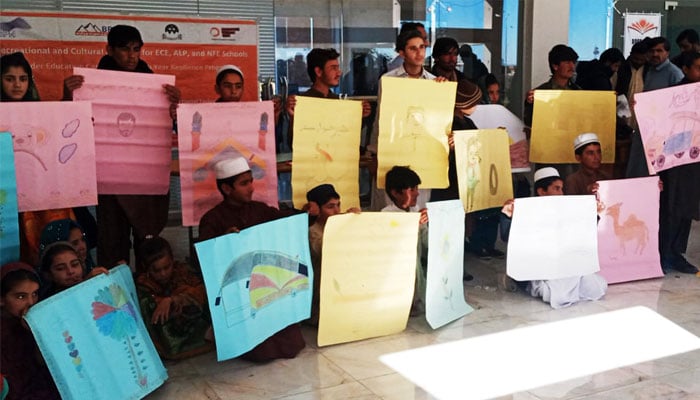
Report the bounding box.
[605,202,649,255]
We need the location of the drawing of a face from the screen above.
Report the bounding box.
[11,126,45,152]
[117,112,136,137]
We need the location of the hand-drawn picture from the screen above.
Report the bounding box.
[454,129,513,213]
[635,82,700,173]
[292,96,362,210]
[0,101,97,212]
[24,265,167,400]
[530,90,616,163]
[0,133,20,264]
[73,67,174,195]
[378,77,456,188]
[596,177,663,283]
[195,214,311,361]
[177,102,278,227]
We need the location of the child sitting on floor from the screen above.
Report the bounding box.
[135,237,213,360]
[39,242,107,299]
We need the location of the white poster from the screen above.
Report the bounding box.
[623,13,661,57]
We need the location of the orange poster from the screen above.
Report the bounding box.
[0,11,258,102]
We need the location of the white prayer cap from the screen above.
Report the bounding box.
[214,157,250,179]
[216,64,244,80]
[573,132,600,151]
[533,167,560,183]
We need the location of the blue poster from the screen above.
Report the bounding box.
[0,132,19,265]
[25,265,168,400]
[195,213,312,361]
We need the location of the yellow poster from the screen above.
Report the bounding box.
[291,96,362,209]
[317,212,420,346]
[530,90,616,163]
[377,77,456,188]
[454,129,513,213]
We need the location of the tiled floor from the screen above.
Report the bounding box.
[148,221,700,399]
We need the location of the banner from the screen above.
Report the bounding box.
[0,11,258,102]
[597,177,663,283]
[530,90,616,163]
[25,265,167,400]
[291,96,362,210]
[195,214,311,361]
[0,101,97,211]
[506,196,600,281]
[318,212,419,346]
[0,133,20,264]
[377,77,456,188]
[635,82,700,174]
[426,200,473,329]
[623,13,661,57]
[177,102,278,226]
[72,68,173,195]
[454,129,513,213]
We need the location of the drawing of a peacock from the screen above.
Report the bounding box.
[91,284,149,387]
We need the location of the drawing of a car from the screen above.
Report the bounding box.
[214,251,309,327]
[655,111,700,168]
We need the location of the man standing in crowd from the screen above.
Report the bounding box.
[644,36,684,91]
[671,29,700,69]
[430,37,464,82]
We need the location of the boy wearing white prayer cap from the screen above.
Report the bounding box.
[564,132,610,195]
[215,64,244,102]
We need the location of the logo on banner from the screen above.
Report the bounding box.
[163,24,182,40]
[210,27,240,40]
[75,22,110,37]
[0,17,32,38]
[628,19,658,35]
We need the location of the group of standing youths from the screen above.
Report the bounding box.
[1,20,699,399]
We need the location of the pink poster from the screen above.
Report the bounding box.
[176,102,278,227]
[72,67,175,195]
[0,102,97,212]
[635,82,700,173]
[597,177,663,283]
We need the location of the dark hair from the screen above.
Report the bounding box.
[399,22,425,35]
[575,141,600,156]
[215,172,250,197]
[432,37,459,58]
[306,48,340,83]
[648,36,671,51]
[534,176,563,195]
[396,29,425,53]
[630,40,649,55]
[681,52,700,68]
[676,29,699,46]
[0,52,39,101]
[108,25,144,48]
[600,48,624,65]
[1,268,40,298]
[548,44,578,74]
[484,73,499,87]
[385,166,421,201]
[216,69,243,86]
[137,236,173,271]
[40,242,80,274]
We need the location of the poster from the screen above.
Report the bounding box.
[24,265,167,400]
[530,90,616,163]
[177,102,278,226]
[377,77,456,188]
[195,214,311,361]
[318,212,419,346]
[454,129,513,213]
[468,104,530,171]
[425,200,473,329]
[506,196,600,281]
[635,82,700,174]
[73,67,174,195]
[0,11,258,102]
[0,133,20,264]
[597,177,663,283]
[0,101,97,211]
[623,13,661,57]
[291,96,362,210]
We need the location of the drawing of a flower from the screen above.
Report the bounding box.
[92,284,138,340]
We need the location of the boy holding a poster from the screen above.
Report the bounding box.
[564,133,610,195]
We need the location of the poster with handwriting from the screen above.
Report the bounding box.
[635,82,700,173]
[25,265,167,400]
[291,96,361,210]
[177,102,278,226]
[318,212,419,346]
[377,77,456,188]
[530,90,616,163]
[454,129,513,213]
[73,67,174,195]
[0,102,97,212]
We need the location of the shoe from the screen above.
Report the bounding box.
[675,257,699,274]
[463,273,474,282]
[472,248,492,260]
[488,248,506,259]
